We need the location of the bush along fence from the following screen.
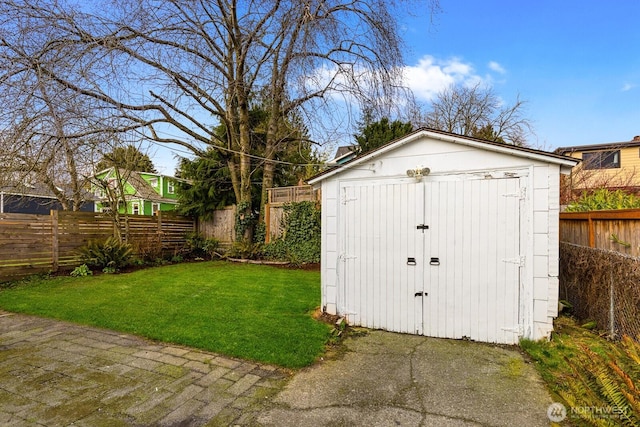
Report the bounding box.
[0,210,195,282]
[559,242,640,339]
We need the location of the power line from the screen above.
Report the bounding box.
[146,131,329,167]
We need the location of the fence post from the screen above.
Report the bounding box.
[588,215,595,248]
[51,210,59,272]
[609,270,615,337]
[265,203,271,244]
[157,210,163,249]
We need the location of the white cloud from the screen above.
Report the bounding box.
[402,55,486,102]
[488,61,506,74]
[622,83,636,92]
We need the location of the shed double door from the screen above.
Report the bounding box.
[340,176,522,344]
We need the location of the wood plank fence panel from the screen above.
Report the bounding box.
[560,209,640,256]
[0,213,53,279]
[198,206,235,245]
[0,211,196,282]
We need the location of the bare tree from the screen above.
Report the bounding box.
[0,0,437,238]
[0,63,105,210]
[423,83,532,146]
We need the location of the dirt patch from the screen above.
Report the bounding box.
[311,307,341,325]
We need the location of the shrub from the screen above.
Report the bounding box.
[566,188,640,212]
[78,236,133,272]
[132,236,163,264]
[70,264,93,277]
[228,240,262,259]
[183,232,220,259]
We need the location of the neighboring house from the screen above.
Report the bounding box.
[93,168,186,215]
[309,128,578,345]
[0,183,94,214]
[556,135,640,195]
[327,145,358,166]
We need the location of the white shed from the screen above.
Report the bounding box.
[309,129,578,344]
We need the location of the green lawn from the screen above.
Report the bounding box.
[0,261,332,368]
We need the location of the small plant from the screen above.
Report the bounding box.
[171,255,183,263]
[102,266,117,274]
[70,264,93,277]
[202,238,220,259]
[228,240,262,259]
[183,233,220,260]
[132,236,163,264]
[77,236,133,272]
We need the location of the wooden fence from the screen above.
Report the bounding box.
[197,206,236,248]
[559,209,640,257]
[0,211,195,282]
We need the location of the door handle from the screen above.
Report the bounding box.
[430,257,440,266]
[407,257,416,266]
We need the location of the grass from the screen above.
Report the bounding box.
[521,316,640,425]
[0,261,332,368]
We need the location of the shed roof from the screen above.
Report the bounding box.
[309,128,579,184]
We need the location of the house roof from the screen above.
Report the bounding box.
[0,182,96,201]
[327,145,359,166]
[309,128,580,184]
[95,167,180,204]
[126,171,173,203]
[555,136,640,155]
[0,183,58,199]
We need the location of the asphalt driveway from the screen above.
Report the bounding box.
[0,311,554,426]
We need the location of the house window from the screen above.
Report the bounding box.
[152,203,160,215]
[132,202,140,215]
[149,178,158,188]
[167,181,175,194]
[582,150,620,169]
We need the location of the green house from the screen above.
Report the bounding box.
[93,168,186,215]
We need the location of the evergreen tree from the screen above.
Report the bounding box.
[355,114,413,154]
[96,145,157,173]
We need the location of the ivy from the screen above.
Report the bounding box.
[263,201,321,264]
[235,201,256,241]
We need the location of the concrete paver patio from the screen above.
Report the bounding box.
[0,311,555,426]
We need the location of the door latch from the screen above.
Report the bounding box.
[414,291,428,297]
[416,224,429,231]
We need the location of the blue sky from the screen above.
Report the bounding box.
[152,1,640,174]
[401,0,640,150]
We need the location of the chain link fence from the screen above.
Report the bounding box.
[559,242,640,339]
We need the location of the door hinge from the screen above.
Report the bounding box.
[339,253,358,261]
[502,187,526,199]
[501,325,524,336]
[341,194,358,205]
[501,256,525,267]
